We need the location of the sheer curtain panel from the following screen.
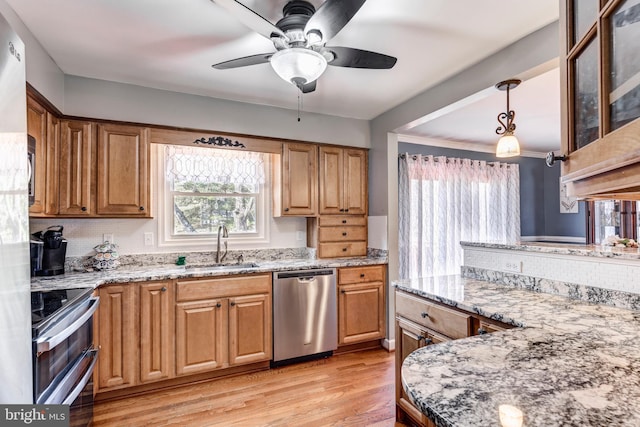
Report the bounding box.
[398,154,520,279]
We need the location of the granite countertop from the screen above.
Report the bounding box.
[460,240,640,260]
[31,257,387,291]
[395,275,640,427]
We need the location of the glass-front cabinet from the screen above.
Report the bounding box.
[561,0,640,199]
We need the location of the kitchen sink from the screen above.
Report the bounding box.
[184,262,260,272]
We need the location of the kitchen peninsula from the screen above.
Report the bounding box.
[395,242,640,427]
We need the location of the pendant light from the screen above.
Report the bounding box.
[495,79,521,158]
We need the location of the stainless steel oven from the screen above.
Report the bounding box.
[32,287,99,427]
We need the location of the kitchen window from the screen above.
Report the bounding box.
[159,144,269,246]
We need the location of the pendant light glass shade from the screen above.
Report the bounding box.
[495,133,520,158]
[270,48,328,86]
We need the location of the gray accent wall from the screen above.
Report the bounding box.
[397,143,586,239]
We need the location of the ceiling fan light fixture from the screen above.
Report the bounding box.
[496,133,521,158]
[270,48,327,86]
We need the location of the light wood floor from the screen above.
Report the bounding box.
[93,348,404,427]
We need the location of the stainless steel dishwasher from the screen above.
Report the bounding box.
[273,268,337,364]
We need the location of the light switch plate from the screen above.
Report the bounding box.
[503,260,522,273]
[144,232,154,246]
[103,233,114,243]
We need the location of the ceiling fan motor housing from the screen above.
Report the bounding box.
[277,0,315,33]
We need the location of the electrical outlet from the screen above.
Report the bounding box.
[296,231,304,241]
[503,260,522,273]
[103,233,114,243]
[144,232,154,246]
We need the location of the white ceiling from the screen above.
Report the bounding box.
[7,0,560,152]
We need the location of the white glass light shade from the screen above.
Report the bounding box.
[270,48,327,85]
[496,134,520,158]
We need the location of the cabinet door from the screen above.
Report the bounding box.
[228,294,272,365]
[27,96,47,215]
[319,146,343,214]
[395,318,435,427]
[338,281,385,345]
[44,113,60,215]
[343,149,367,215]
[97,285,137,391]
[139,281,173,383]
[175,299,227,375]
[59,120,95,215]
[96,124,150,216]
[280,143,317,216]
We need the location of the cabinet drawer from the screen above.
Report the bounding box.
[318,242,366,258]
[396,292,471,339]
[339,265,385,285]
[318,215,366,227]
[477,320,511,335]
[176,274,271,302]
[319,226,366,242]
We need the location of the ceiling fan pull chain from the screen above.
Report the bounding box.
[297,90,302,122]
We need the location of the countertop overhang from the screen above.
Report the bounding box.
[395,275,640,427]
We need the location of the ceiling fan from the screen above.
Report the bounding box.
[210,0,397,93]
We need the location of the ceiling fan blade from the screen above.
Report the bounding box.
[304,0,366,43]
[211,0,286,39]
[212,53,272,69]
[326,46,397,69]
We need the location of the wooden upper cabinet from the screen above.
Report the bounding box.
[319,147,367,215]
[59,120,95,216]
[97,124,150,216]
[561,0,640,199]
[45,113,60,215]
[27,95,48,215]
[274,142,317,216]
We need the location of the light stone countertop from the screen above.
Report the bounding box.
[395,275,640,427]
[461,240,640,260]
[31,257,388,291]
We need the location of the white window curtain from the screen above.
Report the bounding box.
[398,154,520,279]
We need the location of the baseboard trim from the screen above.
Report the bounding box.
[382,338,395,352]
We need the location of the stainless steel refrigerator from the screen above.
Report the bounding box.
[0,9,32,403]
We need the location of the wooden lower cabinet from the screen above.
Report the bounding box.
[96,284,137,391]
[96,275,272,396]
[139,281,174,383]
[228,293,272,365]
[395,289,513,426]
[337,265,386,346]
[175,298,227,375]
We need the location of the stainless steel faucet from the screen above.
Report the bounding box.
[216,225,228,263]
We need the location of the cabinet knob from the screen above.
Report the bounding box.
[345,209,349,212]
[360,273,365,278]
[342,232,347,236]
[81,206,87,212]
[341,290,346,294]
[139,206,145,211]
[230,301,236,306]
[420,311,429,318]
[342,247,347,252]
[478,328,488,335]
[216,302,221,308]
[342,220,347,224]
[424,338,433,345]
[339,208,345,212]
[161,287,167,292]
[284,208,290,212]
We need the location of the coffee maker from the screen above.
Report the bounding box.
[31,225,67,276]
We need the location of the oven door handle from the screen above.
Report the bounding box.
[36,297,100,353]
[62,348,98,405]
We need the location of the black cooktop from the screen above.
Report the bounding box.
[31,288,94,334]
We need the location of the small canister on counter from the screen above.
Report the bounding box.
[93,241,120,270]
